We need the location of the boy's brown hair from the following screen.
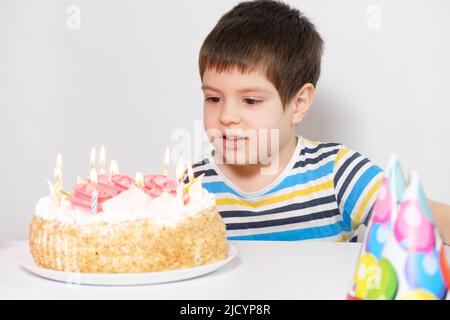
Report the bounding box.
[199,0,324,108]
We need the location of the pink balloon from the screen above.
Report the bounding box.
[372,178,392,224]
[394,200,435,252]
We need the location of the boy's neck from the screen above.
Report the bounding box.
[216,134,298,193]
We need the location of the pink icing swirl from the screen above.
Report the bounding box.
[70,181,120,212]
[69,173,189,212]
[143,174,178,198]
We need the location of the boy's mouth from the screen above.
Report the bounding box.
[221,134,248,150]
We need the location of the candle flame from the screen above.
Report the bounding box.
[90,168,98,184]
[100,145,106,168]
[109,160,119,176]
[135,171,144,187]
[56,153,63,169]
[90,147,96,169]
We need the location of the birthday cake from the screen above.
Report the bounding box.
[28,147,228,273]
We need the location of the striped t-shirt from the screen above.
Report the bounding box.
[191,136,384,242]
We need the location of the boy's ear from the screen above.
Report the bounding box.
[290,83,316,125]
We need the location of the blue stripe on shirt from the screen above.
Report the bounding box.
[341,164,383,230]
[227,220,346,241]
[202,160,335,199]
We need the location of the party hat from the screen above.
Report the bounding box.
[347,155,449,300]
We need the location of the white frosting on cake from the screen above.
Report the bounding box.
[34,186,216,227]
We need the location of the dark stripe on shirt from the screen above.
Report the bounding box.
[219,195,337,218]
[192,159,209,169]
[336,158,370,206]
[225,208,341,230]
[300,142,341,156]
[194,169,217,178]
[293,149,340,169]
[334,152,361,187]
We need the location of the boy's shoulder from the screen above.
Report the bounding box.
[300,137,383,172]
[300,137,344,155]
[297,137,348,167]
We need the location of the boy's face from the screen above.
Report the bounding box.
[202,66,296,166]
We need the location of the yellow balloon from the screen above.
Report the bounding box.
[401,290,437,300]
[354,253,379,299]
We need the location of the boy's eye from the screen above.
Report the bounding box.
[205,97,221,103]
[243,98,263,105]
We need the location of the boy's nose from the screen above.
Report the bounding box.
[219,104,241,126]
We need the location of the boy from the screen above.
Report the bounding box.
[191,0,450,243]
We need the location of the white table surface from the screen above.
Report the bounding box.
[1,240,363,300]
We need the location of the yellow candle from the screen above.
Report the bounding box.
[53,153,63,206]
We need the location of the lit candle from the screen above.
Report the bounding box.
[89,147,96,169]
[109,160,119,183]
[90,167,98,184]
[176,157,185,205]
[185,162,203,202]
[135,171,144,188]
[56,153,63,169]
[53,153,63,206]
[99,145,106,175]
[109,160,119,176]
[163,147,170,176]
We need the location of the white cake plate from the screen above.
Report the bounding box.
[20,245,237,286]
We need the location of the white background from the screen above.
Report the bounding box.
[1,0,449,241]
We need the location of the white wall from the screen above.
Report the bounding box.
[1,0,449,241]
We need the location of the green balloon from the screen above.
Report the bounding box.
[367,258,398,300]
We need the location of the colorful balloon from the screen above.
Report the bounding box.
[394,200,435,252]
[371,178,392,224]
[354,253,379,299]
[366,222,389,259]
[405,250,446,299]
[367,258,398,300]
